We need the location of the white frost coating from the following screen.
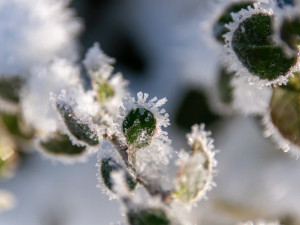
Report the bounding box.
[237,220,280,225]
[22,58,81,138]
[223,2,300,88]
[84,43,129,118]
[83,42,115,80]
[0,0,81,77]
[135,141,173,191]
[231,76,273,115]
[262,110,300,157]
[117,92,171,145]
[175,124,217,204]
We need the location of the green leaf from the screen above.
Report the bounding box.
[100,157,137,191]
[280,16,300,52]
[122,107,156,148]
[1,113,34,140]
[57,103,99,146]
[270,73,300,146]
[214,2,254,43]
[40,132,86,155]
[0,76,23,103]
[232,13,297,80]
[218,67,234,104]
[127,208,170,225]
[96,81,115,103]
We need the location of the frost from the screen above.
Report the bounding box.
[0,0,81,77]
[231,76,273,115]
[21,58,81,138]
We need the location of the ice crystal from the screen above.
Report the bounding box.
[231,76,273,115]
[22,58,81,138]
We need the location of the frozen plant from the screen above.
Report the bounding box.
[205,0,300,157]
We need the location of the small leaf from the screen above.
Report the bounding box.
[100,157,137,191]
[40,132,86,155]
[57,103,99,146]
[95,81,115,103]
[232,13,297,80]
[270,73,300,146]
[122,107,156,148]
[213,2,254,43]
[0,76,23,103]
[280,16,300,52]
[127,208,170,225]
[1,113,34,140]
[0,135,18,179]
[174,152,209,204]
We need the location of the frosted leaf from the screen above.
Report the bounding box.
[237,220,280,225]
[0,0,81,77]
[56,101,99,146]
[231,76,272,115]
[223,2,300,88]
[0,189,16,212]
[37,131,90,164]
[99,157,137,193]
[174,124,217,204]
[22,58,81,138]
[262,73,300,157]
[117,92,170,150]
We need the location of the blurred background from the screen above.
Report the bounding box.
[1,0,300,224]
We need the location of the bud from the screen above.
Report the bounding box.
[95,81,115,103]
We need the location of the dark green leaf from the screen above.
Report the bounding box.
[122,107,156,148]
[280,16,300,52]
[57,103,99,146]
[40,132,86,155]
[232,13,297,80]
